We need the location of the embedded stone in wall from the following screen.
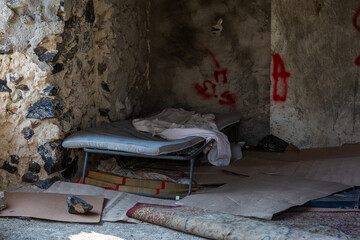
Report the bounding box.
[26,97,63,120]
[7,73,24,84]
[98,62,107,75]
[99,108,110,117]
[35,176,60,189]
[10,155,19,164]
[2,161,17,174]
[22,172,39,183]
[101,81,110,92]
[23,127,34,139]
[85,0,95,24]
[34,47,59,63]
[0,80,11,92]
[38,141,68,174]
[51,63,64,74]
[41,86,59,96]
[16,84,30,91]
[29,162,40,173]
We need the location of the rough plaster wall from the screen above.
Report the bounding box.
[0,0,149,190]
[0,0,64,190]
[147,0,270,144]
[271,0,360,148]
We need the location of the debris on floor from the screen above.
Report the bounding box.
[66,196,93,214]
[0,191,6,211]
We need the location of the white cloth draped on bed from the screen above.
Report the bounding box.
[132,108,231,166]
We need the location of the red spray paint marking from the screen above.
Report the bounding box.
[193,42,237,107]
[194,80,218,99]
[214,69,228,83]
[352,8,360,32]
[219,90,237,106]
[355,56,360,66]
[353,8,360,67]
[272,54,290,102]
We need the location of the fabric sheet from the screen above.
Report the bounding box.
[133,108,231,166]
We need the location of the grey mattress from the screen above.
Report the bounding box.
[62,113,240,156]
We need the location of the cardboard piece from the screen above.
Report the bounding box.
[221,158,291,177]
[0,192,104,223]
[46,182,177,223]
[177,166,246,185]
[223,147,360,186]
[178,175,350,220]
[278,157,360,186]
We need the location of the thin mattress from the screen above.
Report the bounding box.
[62,113,240,156]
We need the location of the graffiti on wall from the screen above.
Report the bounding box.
[353,7,360,66]
[272,53,291,102]
[194,44,237,107]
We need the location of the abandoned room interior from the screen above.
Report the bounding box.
[0,0,359,239]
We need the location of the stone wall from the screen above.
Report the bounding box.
[271,0,360,148]
[0,0,150,190]
[146,0,271,145]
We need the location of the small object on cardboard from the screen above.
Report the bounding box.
[0,191,6,211]
[66,196,93,214]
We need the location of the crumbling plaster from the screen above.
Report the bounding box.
[271,0,360,148]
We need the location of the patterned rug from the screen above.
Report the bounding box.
[127,203,358,239]
[273,207,360,240]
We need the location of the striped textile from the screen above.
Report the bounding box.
[81,177,196,196]
[88,171,196,190]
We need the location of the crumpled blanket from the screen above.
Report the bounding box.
[133,108,231,166]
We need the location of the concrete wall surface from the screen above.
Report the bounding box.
[271,0,360,148]
[147,0,271,145]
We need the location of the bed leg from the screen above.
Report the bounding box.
[185,158,195,197]
[82,151,89,184]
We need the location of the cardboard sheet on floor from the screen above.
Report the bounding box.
[177,166,246,185]
[223,152,360,186]
[45,182,177,223]
[221,158,291,177]
[0,192,103,223]
[178,175,350,220]
[278,157,360,186]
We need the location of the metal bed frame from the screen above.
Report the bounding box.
[81,138,214,200]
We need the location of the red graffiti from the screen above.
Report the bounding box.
[355,56,360,66]
[194,80,217,99]
[352,8,360,32]
[272,54,290,102]
[194,43,236,107]
[353,8,360,67]
[214,69,228,83]
[219,90,237,106]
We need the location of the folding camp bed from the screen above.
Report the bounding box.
[62,112,241,199]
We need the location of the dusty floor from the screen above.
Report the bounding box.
[0,217,204,240]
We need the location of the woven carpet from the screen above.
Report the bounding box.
[273,207,360,240]
[127,203,355,240]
